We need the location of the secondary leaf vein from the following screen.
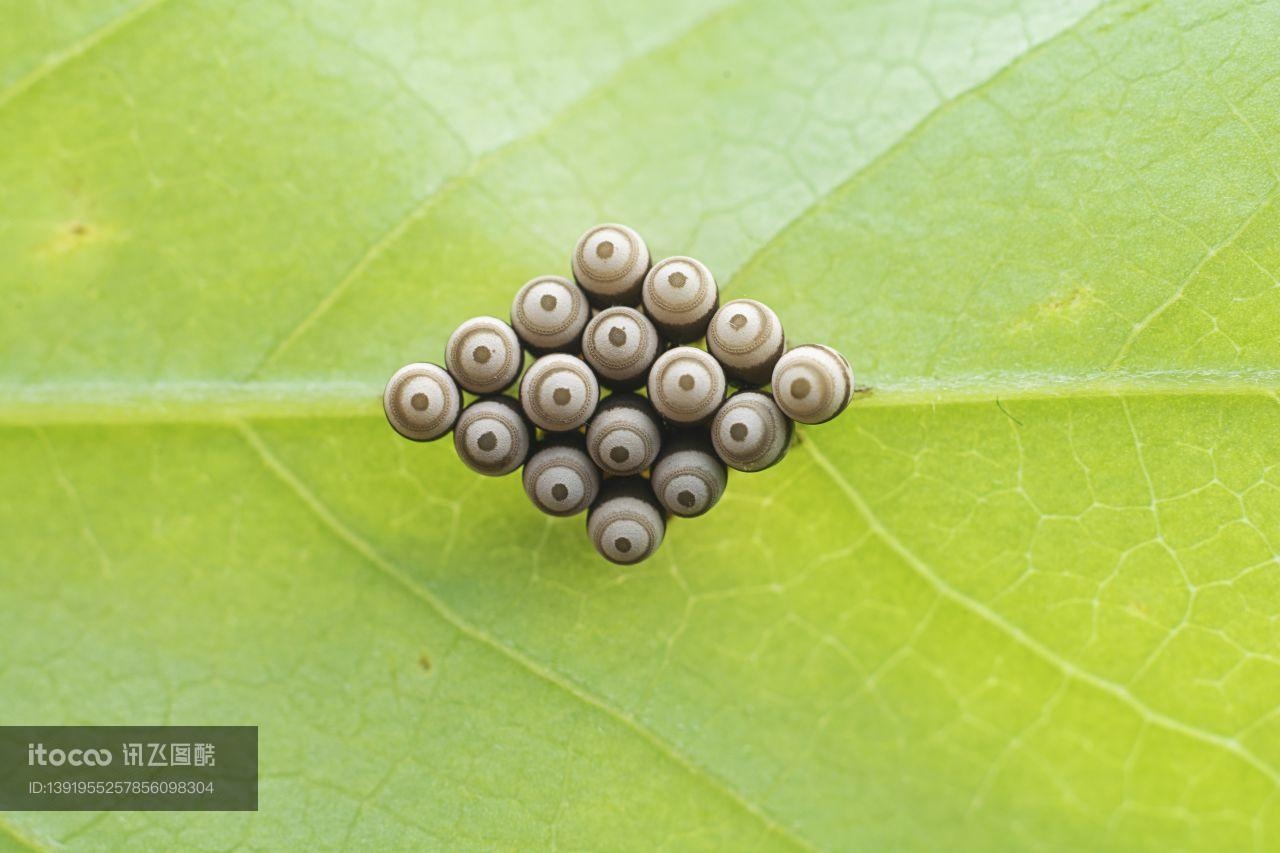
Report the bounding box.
[0,0,173,113]
[802,431,1280,791]
[234,420,816,852]
[244,0,746,378]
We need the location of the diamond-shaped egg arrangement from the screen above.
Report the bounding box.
[384,224,854,564]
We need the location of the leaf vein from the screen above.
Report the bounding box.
[722,0,1111,292]
[0,0,173,113]
[0,815,54,853]
[802,431,1280,791]
[234,420,815,852]
[4,370,1279,425]
[1107,183,1280,369]
[244,0,746,378]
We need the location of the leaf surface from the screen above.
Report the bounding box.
[2,0,1279,850]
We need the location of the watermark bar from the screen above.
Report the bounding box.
[0,726,257,811]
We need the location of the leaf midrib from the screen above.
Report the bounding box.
[0,371,1274,426]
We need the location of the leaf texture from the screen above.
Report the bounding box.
[1,0,1278,849]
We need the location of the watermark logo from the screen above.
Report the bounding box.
[27,744,113,767]
[1,726,256,811]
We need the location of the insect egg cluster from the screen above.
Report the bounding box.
[384,223,856,565]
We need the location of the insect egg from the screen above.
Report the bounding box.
[706,299,785,386]
[571,223,651,308]
[771,345,854,424]
[582,307,660,390]
[647,346,727,426]
[642,256,718,343]
[510,275,590,354]
[710,391,792,472]
[586,393,663,477]
[523,434,600,517]
[383,362,461,442]
[587,477,666,565]
[519,353,600,432]
[650,431,727,518]
[445,316,524,394]
[454,396,532,477]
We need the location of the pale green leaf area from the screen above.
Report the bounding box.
[1,0,1278,849]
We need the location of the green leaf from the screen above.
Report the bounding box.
[2,0,1278,849]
